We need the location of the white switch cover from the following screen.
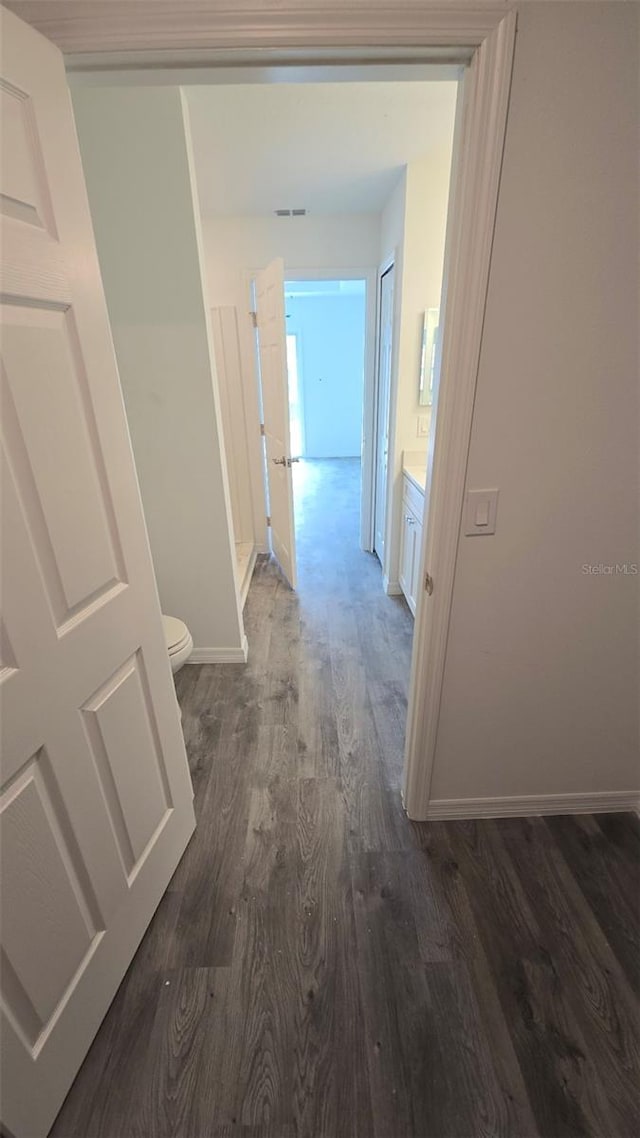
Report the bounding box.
[464,488,499,536]
[417,414,429,437]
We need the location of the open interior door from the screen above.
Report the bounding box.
[254,258,297,588]
[374,263,395,565]
[0,9,196,1137]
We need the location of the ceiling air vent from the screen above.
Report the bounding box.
[274,208,307,217]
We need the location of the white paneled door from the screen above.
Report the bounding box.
[0,9,196,1138]
[254,258,297,588]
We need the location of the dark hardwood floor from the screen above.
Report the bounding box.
[51,458,640,1137]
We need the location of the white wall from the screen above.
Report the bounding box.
[72,85,245,656]
[396,153,454,458]
[286,291,366,458]
[379,143,456,588]
[210,305,255,545]
[429,0,639,805]
[201,213,381,545]
[205,213,381,302]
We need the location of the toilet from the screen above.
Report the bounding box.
[162,614,193,673]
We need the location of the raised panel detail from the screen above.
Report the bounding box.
[0,80,54,232]
[1,751,97,1036]
[82,653,172,878]
[0,220,70,307]
[1,304,126,627]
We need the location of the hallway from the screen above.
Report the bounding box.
[50,460,640,1138]
[290,455,414,800]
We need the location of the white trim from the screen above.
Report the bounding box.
[382,574,402,597]
[420,791,640,822]
[371,253,396,562]
[284,324,306,458]
[292,266,375,553]
[69,59,465,88]
[242,268,272,552]
[379,252,396,278]
[283,269,375,548]
[189,637,249,665]
[21,5,513,60]
[239,545,258,609]
[254,264,377,552]
[403,10,517,819]
[377,249,402,582]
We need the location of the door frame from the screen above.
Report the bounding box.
[284,326,305,459]
[371,253,397,572]
[54,2,517,821]
[282,267,376,551]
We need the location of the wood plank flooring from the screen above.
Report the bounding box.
[51,458,640,1138]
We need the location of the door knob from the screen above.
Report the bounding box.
[287,457,300,467]
[272,456,287,465]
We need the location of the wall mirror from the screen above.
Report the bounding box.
[419,307,439,406]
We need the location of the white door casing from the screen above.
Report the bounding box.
[254,257,297,589]
[4,0,518,825]
[0,9,196,1138]
[373,263,394,565]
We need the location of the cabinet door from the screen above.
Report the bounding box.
[409,516,424,615]
[399,503,418,615]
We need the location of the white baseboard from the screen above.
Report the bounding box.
[383,575,402,596]
[188,636,248,665]
[240,546,258,609]
[416,790,640,821]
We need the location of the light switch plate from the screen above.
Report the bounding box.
[464,488,499,536]
[417,414,429,437]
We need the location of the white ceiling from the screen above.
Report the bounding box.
[187,81,458,217]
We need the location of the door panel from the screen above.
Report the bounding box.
[399,503,421,617]
[2,305,125,619]
[254,258,297,588]
[399,509,414,607]
[81,652,171,872]
[0,10,195,1138]
[374,264,394,564]
[2,758,98,1029]
[410,516,424,616]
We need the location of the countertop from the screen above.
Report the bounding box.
[403,464,427,495]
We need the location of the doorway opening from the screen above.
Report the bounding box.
[194,79,461,729]
[67,28,516,825]
[187,74,458,616]
[284,276,368,559]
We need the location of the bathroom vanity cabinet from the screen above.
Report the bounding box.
[399,467,425,616]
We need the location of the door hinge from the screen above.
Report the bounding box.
[250,310,258,328]
[260,423,265,436]
[424,571,434,596]
[266,515,271,526]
